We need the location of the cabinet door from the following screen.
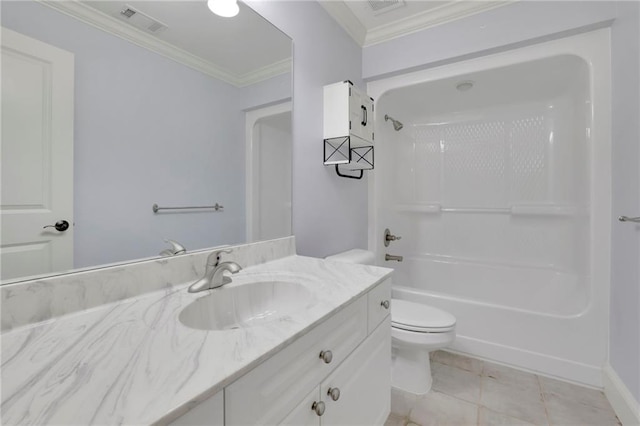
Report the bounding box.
[360,95,375,143]
[225,298,367,425]
[280,387,320,426]
[367,278,391,334]
[169,390,223,426]
[320,318,391,426]
[349,84,365,142]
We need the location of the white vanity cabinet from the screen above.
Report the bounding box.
[225,278,391,426]
[169,391,224,426]
[321,319,391,425]
[281,320,391,426]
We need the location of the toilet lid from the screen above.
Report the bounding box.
[391,299,456,332]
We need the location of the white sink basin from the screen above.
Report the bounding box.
[179,280,315,331]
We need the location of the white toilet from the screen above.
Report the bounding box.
[325,249,456,395]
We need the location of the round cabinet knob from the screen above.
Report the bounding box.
[319,350,333,364]
[43,220,70,232]
[327,387,341,401]
[381,300,390,309]
[311,401,325,417]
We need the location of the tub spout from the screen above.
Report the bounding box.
[385,254,403,262]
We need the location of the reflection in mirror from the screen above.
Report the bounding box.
[0,0,292,283]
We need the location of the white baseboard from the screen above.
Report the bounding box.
[603,363,640,426]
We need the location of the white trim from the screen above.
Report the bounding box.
[319,1,515,48]
[38,0,289,87]
[237,58,292,87]
[245,102,292,242]
[604,363,640,426]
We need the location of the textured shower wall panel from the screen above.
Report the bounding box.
[442,120,507,207]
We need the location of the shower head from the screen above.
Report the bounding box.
[384,114,403,131]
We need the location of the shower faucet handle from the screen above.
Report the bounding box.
[384,228,402,247]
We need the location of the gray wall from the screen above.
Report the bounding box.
[246,0,367,258]
[610,1,640,403]
[362,0,639,404]
[240,72,292,111]
[2,1,246,268]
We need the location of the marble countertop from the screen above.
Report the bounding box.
[1,255,392,425]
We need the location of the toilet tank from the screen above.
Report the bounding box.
[325,249,375,265]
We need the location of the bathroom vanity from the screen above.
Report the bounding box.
[0,238,392,425]
[175,277,391,426]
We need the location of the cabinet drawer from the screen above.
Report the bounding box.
[225,297,367,426]
[367,278,391,334]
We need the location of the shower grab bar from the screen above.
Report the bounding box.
[152,203,223,213]
[618,216,640,223]
[395,204,577,216]
[441,207,511,214]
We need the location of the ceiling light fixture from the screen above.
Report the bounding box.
[207,0,239,17]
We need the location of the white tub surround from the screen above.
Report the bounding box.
[368,29,611,388]
[1,238,393,424]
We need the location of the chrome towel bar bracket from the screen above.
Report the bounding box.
[153,203,223,213]
[618,216,640,223]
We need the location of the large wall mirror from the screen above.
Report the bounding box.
[1,0,292,283]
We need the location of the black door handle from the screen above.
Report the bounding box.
[361,105,368,126]
[43,220,70,232]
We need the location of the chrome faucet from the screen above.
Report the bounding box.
[188,248,243,293]
[159,239,186,256]
[385,254,403,262]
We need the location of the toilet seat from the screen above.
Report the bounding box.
[391,299,456,333]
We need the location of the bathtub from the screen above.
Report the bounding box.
[368,29,611,388]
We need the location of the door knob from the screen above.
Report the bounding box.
[43,220,70,232]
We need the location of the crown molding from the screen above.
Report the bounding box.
[319,0,516,48]
[318,1,367,46]
[238,57,292,87]
[365,1,516,46]
[37,0,290,87]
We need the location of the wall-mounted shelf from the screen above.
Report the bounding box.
[323,81,375,179]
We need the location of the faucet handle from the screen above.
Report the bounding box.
[159,239,186,256]
[206,248,233,266]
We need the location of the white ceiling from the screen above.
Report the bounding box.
[43,1,292,87]
[319,0,515,47]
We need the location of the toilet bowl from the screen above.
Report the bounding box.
[325,249,457,395]
[391,299,456,395]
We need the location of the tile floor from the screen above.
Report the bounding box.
[385,351,621,426]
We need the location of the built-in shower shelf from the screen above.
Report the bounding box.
[510,205,578,216]
[402,252,574,275]
[395,204,579,216]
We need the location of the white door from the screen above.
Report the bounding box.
[1,27,74,281]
